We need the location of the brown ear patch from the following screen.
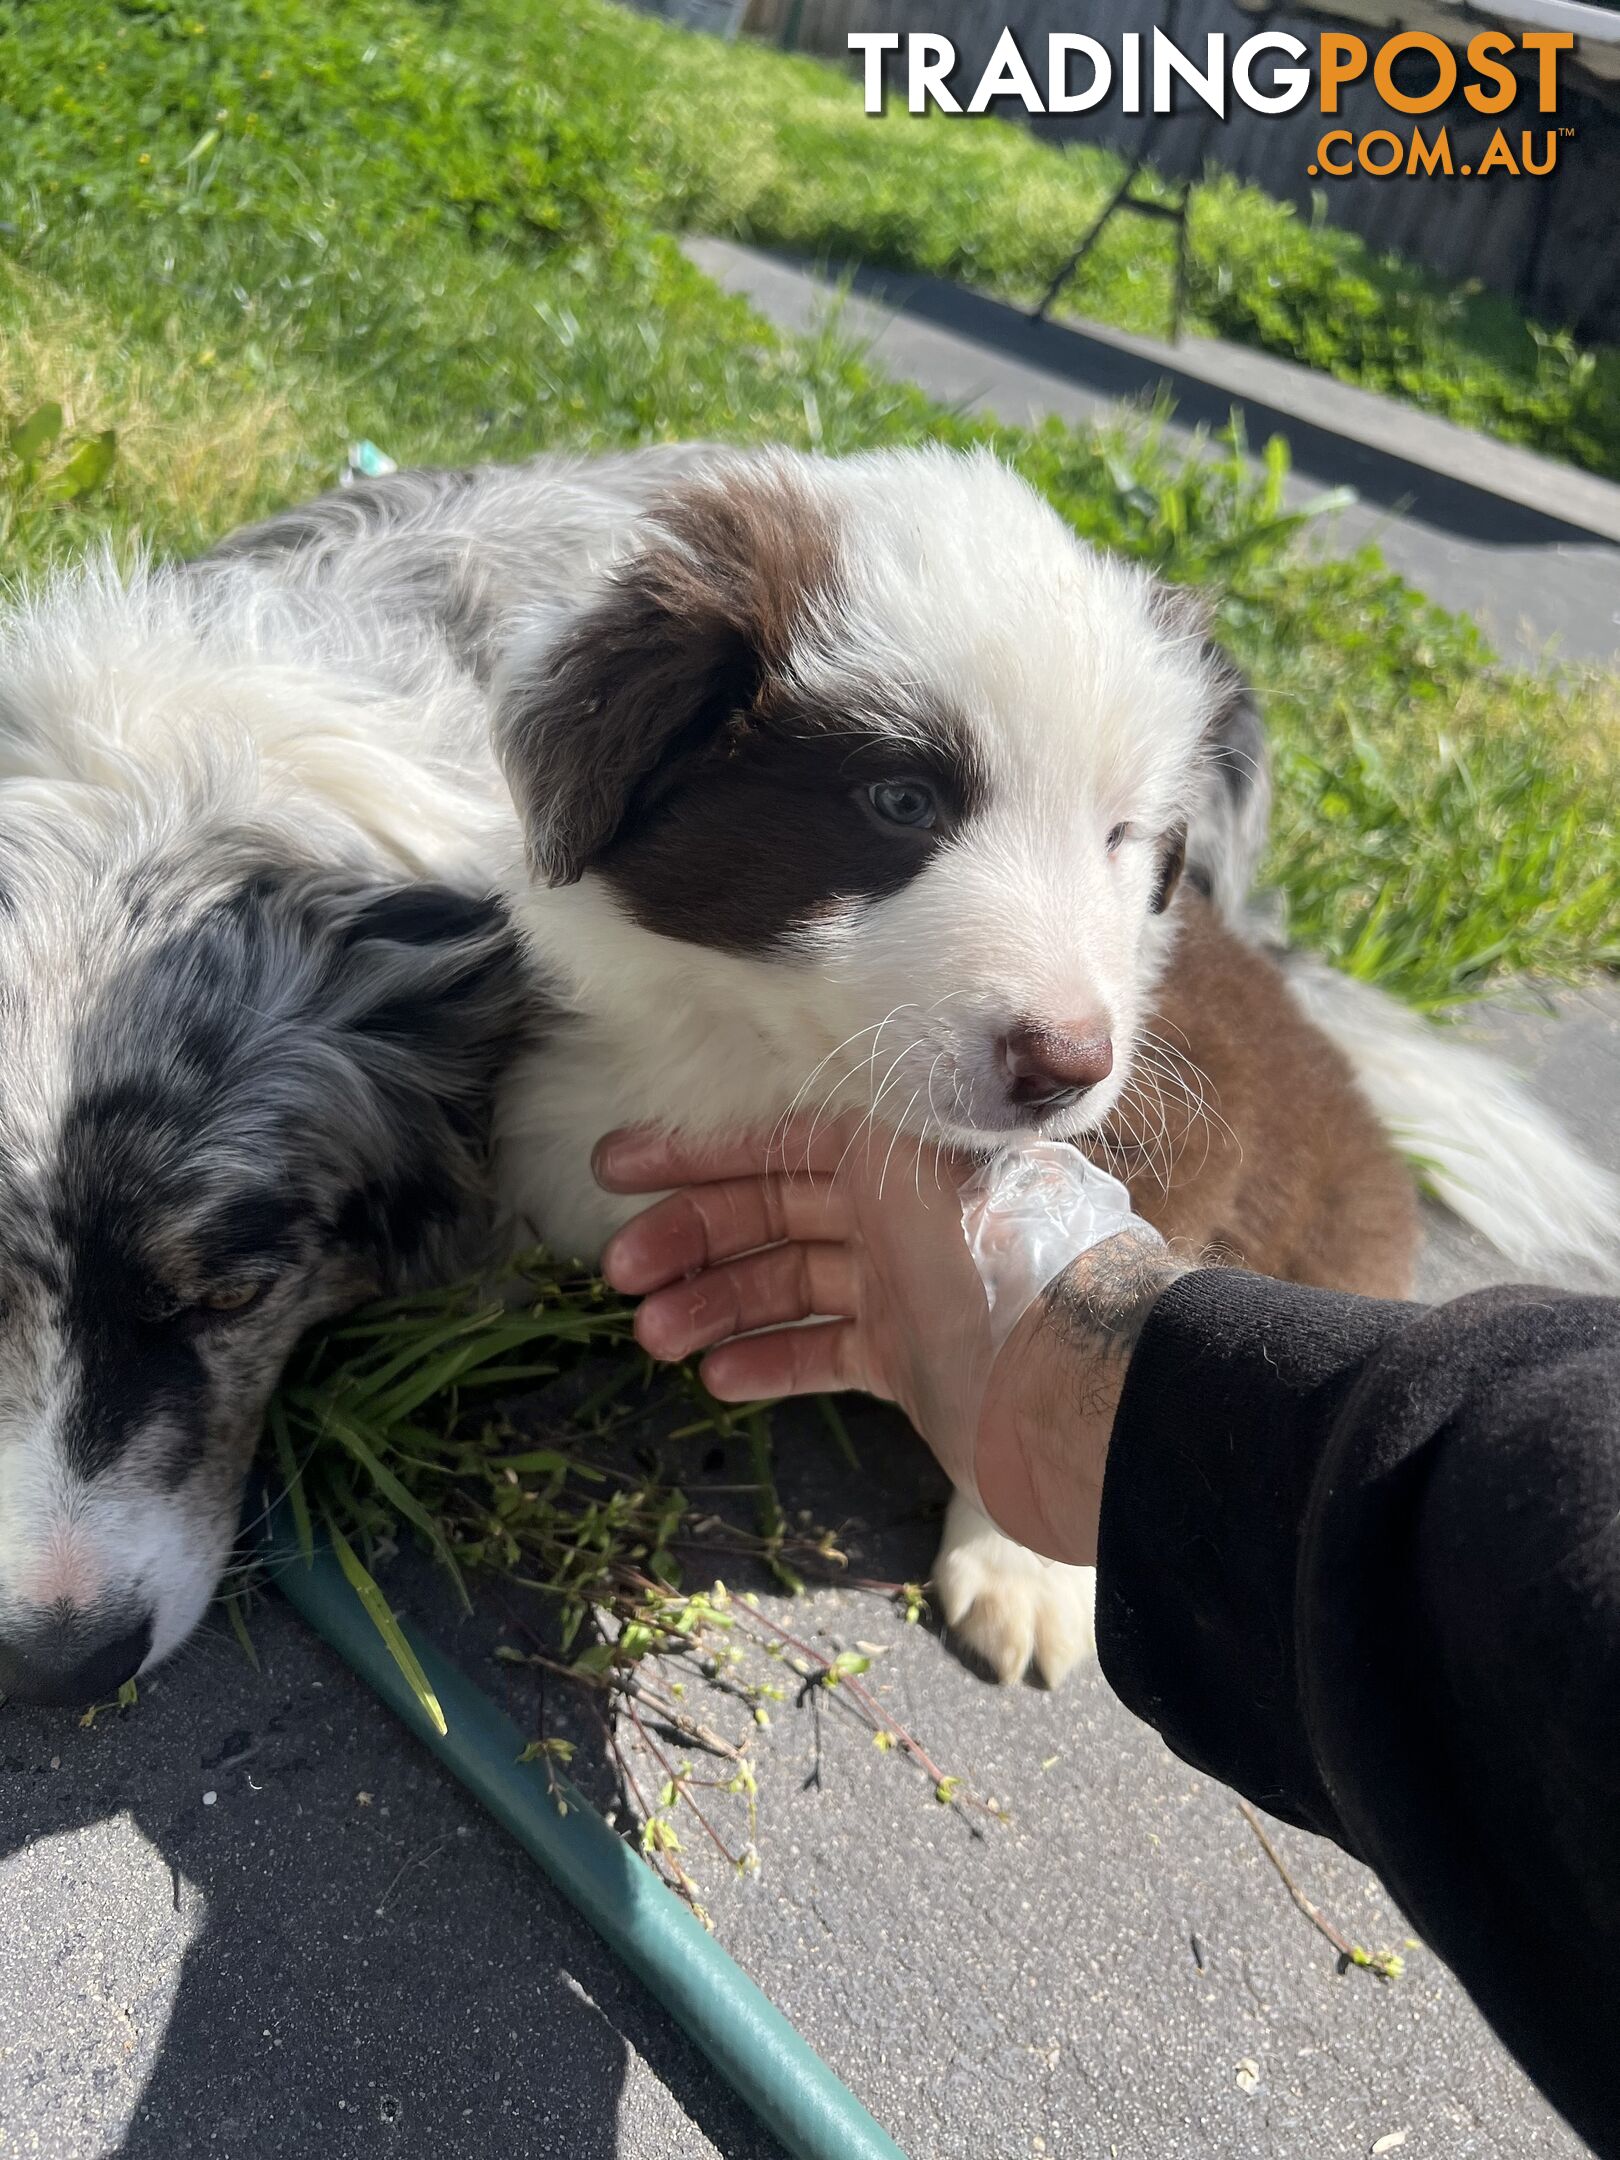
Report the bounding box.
[494,462,841,886]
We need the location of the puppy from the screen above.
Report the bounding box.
[478,446,1419,1683]
[0,556,526,1706]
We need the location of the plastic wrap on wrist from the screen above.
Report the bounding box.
[959,1142,1160,1355]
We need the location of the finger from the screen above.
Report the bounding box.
[699,1320,872,1404]
[593,1113,864,1195]
[631,1242,859,1361]
[601,1175,853,1297]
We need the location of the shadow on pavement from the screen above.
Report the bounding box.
[0,1387,951,2160]
[0,1564,790,2160]
[812,255,1604,549]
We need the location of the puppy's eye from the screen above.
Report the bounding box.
[866,780,938,831]
[1106,822,1132,853]
[197,1280,270,1318]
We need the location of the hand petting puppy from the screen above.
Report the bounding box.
[594,1116,1180,1571]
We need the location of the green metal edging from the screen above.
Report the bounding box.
[258,1505,909,2160]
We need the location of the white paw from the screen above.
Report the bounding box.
[932,1492,1096,1688]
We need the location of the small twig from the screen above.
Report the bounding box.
[374,1833,452,1917]
[1239,1802,1404,1980]
[624,1697,748,1871]
[494,1606,747,1763]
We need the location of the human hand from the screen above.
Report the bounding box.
[593,1117,1180,1565]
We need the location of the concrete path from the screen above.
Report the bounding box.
[682,237,1620,669]
[3,987,1614,2160]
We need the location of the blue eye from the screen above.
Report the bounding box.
[1106,822,1131,853]
[867,780,938,831]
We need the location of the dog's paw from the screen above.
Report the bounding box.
[932,1493,1096,1687]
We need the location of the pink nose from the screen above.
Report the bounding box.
[999,1020,1114,1108]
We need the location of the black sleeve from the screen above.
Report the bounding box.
[1095,1273,1620,2158]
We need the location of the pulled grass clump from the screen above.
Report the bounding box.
[262,1257,983,1907]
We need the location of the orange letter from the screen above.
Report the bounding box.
[1520,130,1558,176]
[1316,128,1354,174]
[1372,32,1456,114]
[1358,129,1406,175]
[1477,127,1519,175]
[1465,30,1517,114]
[1407,126,1453,175]
[1521,31,1574,110]
[1318,34,1367,114]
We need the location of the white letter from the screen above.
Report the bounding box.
[1232,31,1310,113]
[968,26,1043,113]
[1152,28,1226,116]
[908,34,960,114]
[848,33,900,115]
[1120,32,1142,113]
[1048,33,1112,113]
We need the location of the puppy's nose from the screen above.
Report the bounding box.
[0,1612,153,1709]
[1000,1020,1114,1109]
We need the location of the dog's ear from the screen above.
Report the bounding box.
[494,467,838,887]
[1151,823,1187,915]
[320,881,529,1284]
[1147,577,1271,918]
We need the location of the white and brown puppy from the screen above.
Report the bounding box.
[484,448,1274,1681]
[471,445,1613,1682]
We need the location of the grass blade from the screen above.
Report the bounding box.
[327,1518,448,1738]
[320,1407,471,1613]
[267,1396,314,1565]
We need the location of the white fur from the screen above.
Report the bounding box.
[1283,956,1620,1281]
[0,547,509,877]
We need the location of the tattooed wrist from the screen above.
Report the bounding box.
[1037,1229,1184,1400]
[973,1229,1182,1567]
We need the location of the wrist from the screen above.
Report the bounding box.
[972,1230,1184,1565]
[1042,1228,1185,1368]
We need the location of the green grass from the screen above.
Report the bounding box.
[4,0,1615,1820]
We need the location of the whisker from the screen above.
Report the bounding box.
[877,1092,922,1203]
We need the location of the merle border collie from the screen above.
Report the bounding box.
[0,445,1611,1705]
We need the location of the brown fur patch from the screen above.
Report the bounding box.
[1096,900,1419,1299]
[592,706,985,955]
[495,464,843,887]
